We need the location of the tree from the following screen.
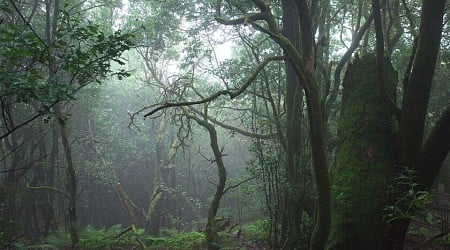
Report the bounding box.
[388,0,448,248]
[215,1,332,248]
[327,53,397,249]
[0,0,133,247]
[215,0,449,249]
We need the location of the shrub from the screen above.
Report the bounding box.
[243,219,270,242]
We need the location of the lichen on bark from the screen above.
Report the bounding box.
[327,53,397,249]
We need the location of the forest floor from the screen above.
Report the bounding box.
[403,195,450,249]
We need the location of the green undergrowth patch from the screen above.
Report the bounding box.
[242,219,270,242]
[147,229,205,249]
[15,225,206,250]
[41,224,144,249]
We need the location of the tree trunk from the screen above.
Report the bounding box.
[0,128,21,245]
[54,105,79,249]
[327,54,397,249]
[281,1,305,248]
[204,124,226,250]
[185,111,226,250]
[146,118,167,235]
[389,1,446,248]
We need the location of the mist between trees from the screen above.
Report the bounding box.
[1,0,450,250]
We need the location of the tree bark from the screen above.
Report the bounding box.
[185,111,226,250]
[146,118,168,235]
[390,1,446,248]
[54,104,79,249]
[327,54,397,250]
[281,1,305,248]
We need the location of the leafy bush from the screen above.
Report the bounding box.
[42,229,72,248]
[0,215,20,249]
[384,168,435,223]
[243,219,270,242]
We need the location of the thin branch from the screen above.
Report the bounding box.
[223,176,255,195]
[401,36,418,91]
[188,106,276,139]
[197,147,215,163]
[372,0,400,119]
[203,169,218,187]
[143,56,284,118]
[326,12,374,116]
[7,0,47,46]
[27,184,70,200]
[0,100,59,141]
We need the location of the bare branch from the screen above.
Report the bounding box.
[27,184,70,200]
[326,12,374,116]
[223,176,255,195]
[188,106,276,139]
[143,56,285,118]
[372,0,401,119]
[203,169,218,187]
[0,100,59,141]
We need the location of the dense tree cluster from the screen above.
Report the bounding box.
[1,0,449,249]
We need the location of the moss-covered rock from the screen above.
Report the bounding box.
[327,53,397,250]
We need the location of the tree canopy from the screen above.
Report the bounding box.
[1,0,449,249]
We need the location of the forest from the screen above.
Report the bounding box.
[0,0,449,249]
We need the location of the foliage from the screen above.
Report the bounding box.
[38,225,144,249]
[242,219,270,242]
[80,225,145,249]
[0,6,134,120]
[384,168,435,223]
[147,229,206,249]
[39,229,72,248]
[13,225,207,250]
[0,214,19,249]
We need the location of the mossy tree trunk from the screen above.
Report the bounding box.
[326,54,396,249]
[146,118,168,235]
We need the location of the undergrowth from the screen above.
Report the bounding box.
[12,225,206,250]
[10,221,272,249]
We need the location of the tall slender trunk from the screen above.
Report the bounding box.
[204,124,226,250]
[389,1,446,248]
[281,1,305,248]
[1,127,21,242]
[54,105,79,249]
[185,111,226,250]
[146,118,167,235]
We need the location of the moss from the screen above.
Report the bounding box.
[327,53,397,250]
[147,192,163,218]
[146,189,164,235]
